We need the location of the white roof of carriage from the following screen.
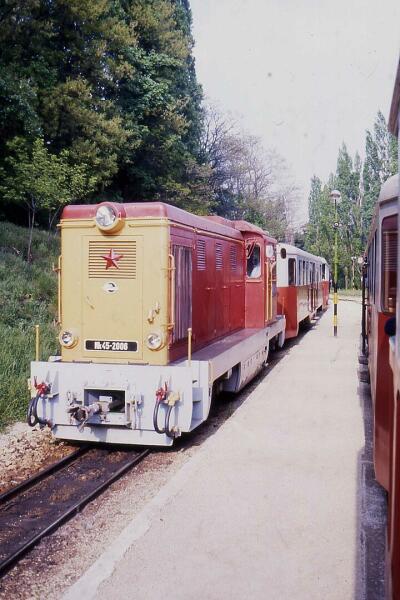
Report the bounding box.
[277,243,327,265]
[377,173,399,204]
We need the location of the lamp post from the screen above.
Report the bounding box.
[330,189,341,337]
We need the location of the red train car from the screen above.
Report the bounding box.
[276,243,329,339]
[364,56,400,600]
[364,175,398,492]
[387,57,400,600]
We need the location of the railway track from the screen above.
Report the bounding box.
[0,446,150,577]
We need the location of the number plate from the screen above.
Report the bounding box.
[85,340,138,352]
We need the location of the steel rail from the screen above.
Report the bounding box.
[0,446,89,505]
[0,448,150,577]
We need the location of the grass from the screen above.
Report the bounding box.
[0,222,60,429]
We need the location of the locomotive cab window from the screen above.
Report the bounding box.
[247,243,261,278]
[381,215,398,314]
[288,258,296,285]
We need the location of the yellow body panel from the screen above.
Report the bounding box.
[60,217,170,365]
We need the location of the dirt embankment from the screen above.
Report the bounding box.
[0,424,75,494]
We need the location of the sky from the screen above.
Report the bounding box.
[190,0,400,224]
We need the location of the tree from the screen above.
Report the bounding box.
[199,103,298,238]
[333,145,363,288]
[0,137,96,260]
[114,0,205,206]
[305,145,364,288]
[362,111,398,241]
[0,0,207,225]
[305,179,335,266]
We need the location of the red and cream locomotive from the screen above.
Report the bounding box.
[29,205,288,446]
[28,201,330,447]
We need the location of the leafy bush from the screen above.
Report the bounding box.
[0,222,60,428]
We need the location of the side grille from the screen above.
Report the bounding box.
[197,239,206,270]
[216,243,223,270]
[230,246,237,272]
[88,240,137,279]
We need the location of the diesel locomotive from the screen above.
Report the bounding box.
[28,200,330,447]
[29,203,290,446]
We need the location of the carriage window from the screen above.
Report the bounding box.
[381,215,397,314]
[367,237,375,300]
[322,264,326,280]
[288,258,296,285]
[247,243,261,278]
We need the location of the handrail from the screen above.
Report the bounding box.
[187,328,192,366]
[52,255,62,325]
[167,253,175,331]
[35,325,40,361]
[58,255,62,324]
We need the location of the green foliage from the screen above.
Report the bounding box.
[0,136,96,258]
[362,111,398,236]
[304,113,399,289]
[0,0,205,222]
[1,137,95,209]
[305,148,363,288]
[0,222,60,428]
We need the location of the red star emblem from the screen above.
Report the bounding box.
[101,249,123,269]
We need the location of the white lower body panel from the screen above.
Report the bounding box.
[30,318,285,446]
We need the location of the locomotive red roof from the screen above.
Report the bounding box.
[61,201,276,243]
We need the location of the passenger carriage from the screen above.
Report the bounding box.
[29,203,285,446]
[276,243,329,339]
[364,174,398,492]
[387,56,400,600]
[364,55,400,600]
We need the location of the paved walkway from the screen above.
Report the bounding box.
[64,301,374,600]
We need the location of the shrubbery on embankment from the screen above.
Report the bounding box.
[0,222,59,428]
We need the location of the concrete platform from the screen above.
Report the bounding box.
[63,301,377,600]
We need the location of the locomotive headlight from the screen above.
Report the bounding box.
[59,330,78,348]
[95,205,117,230]
[146,332,164,350]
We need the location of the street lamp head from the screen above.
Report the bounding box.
[330,189,342,203]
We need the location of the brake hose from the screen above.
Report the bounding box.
[27,393,49,427]
[153,399,166,434]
